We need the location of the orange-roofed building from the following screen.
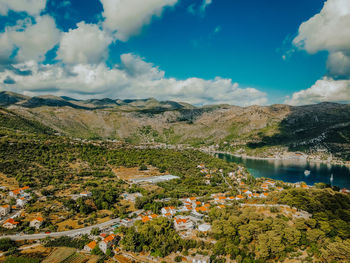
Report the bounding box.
[235,195,244,200]
[99,234,117,254]
[195,206,208,213]
[204,203,211,207]
[218,205,225,209]
[142,216,150,223]
[261,192,269,198]
[3,218,19,229]
[84,240,97,252]
[302,184,309,189]
[150,214,157,219]
[174,216,194,231]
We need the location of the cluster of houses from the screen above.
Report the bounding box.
[0,186,46,230]
[84,233,119,254]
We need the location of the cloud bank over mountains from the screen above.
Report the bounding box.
[0,0,349,106]
[0,0,268,106]
[287,0,350,105]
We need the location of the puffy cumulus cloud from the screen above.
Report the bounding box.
[100,0,178,41]
[0,15,60,62]
[285,77,350,106]
[0,0,47,16]
[0,54,267,106]
[120,53,164,80]
[327,51,350,77]
[293,0,350,76]
[57,22,113,64]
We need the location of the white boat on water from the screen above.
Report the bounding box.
[304,170,311,176]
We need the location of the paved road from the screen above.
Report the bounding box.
[1,218,120,241]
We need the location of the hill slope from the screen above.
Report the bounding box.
[2,92,350,160]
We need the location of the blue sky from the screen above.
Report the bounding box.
[0,0,349,106]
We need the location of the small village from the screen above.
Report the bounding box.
[1,161,349,263]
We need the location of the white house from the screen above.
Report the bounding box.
[0,205,10,216]
[30,217,44,229]
[99,234,117,254]
[16,198,27,207]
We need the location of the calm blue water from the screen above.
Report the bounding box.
[217,153,350,189]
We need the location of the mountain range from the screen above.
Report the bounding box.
[1,91,350,160]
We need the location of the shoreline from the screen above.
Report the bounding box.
[211,151,350,168]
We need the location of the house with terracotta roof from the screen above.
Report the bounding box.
[141,214,158,223]
[253,193,260,198]
[261,184,269,191]
[195,206,208,213]
[0,204,10,216]
[260,192,269,198]
[30,217,44,229]
[10,186,30,198]
[141,216,150,223]
[84,240,97,252]
[99,234,117,254]
[235,195,244,200]
[174,216,194,231]
[161,206,176,216]
[3,218,19,229]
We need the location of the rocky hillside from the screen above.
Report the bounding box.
[1,91,350,159]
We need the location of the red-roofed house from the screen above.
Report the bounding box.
[84,240,97,252]
[3,218,19,229]
[99,234,117,254]
[174,216,194,231]
[235,195,244,200]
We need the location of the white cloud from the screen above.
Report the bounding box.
[293,0,350,76]
[57,22,113,64]
[288,0,350,105]
[200,0,212,13]
[1,54,267,106]
[0,0,47,16]
[0,15,60,62]
[100,0,178,41]
[285,77,350,106]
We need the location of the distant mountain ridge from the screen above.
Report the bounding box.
[1,91,350,160]
[0,91,195,111]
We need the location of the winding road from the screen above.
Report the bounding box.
[1,218,120,241]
